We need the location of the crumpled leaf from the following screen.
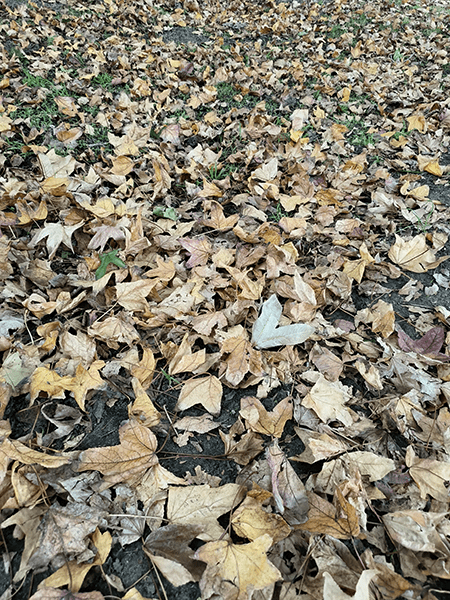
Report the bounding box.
[252,294,314,349]
[195,534,282,600]
[388,234,448,273]
[39,528,111,593]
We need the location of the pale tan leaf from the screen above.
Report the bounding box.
[176,376,222,416]
[195,534,282,600]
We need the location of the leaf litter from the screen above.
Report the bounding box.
[0,0,450,597]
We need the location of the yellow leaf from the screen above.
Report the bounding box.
[195,534,282,599]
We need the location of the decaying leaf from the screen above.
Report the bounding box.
[77,420,159,488]
[195,534,282,600]
[252,295,314,349]
[388,234,448,273]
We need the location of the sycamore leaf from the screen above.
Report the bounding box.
[95,249,127,279]
[388,234,448,273]
[179,236,212,268]
[240,396,292,438]
[176,375,222,415]
[88,225,126,253]
[203,201,239,231]
[77,420,159,488]
[167,484,244,541]
[398,326,450,360]
[252,295,314,349]
[29,221,84,259]
[195,534,282,600]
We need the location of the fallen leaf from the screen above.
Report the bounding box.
[29,221,84,259]
[239,396,292,438]
[167,483,244,540]
[388,234,448,273]
[195,534,282,600]
[77,420,159,488]
[252,294,314,349]
[176,375,222,415]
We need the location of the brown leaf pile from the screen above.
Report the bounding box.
[1,0,450,597]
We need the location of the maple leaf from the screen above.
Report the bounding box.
[388,234,448,273]
[239,396,292,438]
[299,488,360,539]
[88,224,126,253]
[77,420,159,488]
[203,201,239,231]
[252,295,314,349]
[176,375,222,415]
[29,221,84,259]
[167,483,245,541]
[195,534,282,600]
[179,236,212,268]
[398,326,450,361]
[95,249,127,279]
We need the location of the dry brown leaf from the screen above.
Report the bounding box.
[168,333,206,375]
[129,377,161,428]
[266,440,309,525]
[231,488,291,543]
[77,420,158,488]
[239,396,292,438]
[195,534,282,600]
[299,488,360,539]
[219,329,263,386]
[388,234,448,273]
[220,418,264,465]
[176,375,222,415]
[129,347,156,388]
[39,528,111,592]
[167,483,244,540]
[406,445,450,502]
[302,374,354,426]
[203,201,239,231]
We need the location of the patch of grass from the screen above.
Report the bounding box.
[268,202,289,222]
[91,73,114,91]
[328,25,346,38]
[217,82,237,103]
[208,163,238,180]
